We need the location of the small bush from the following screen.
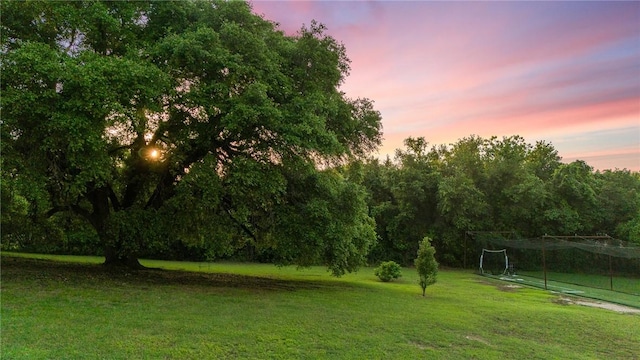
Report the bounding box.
[374,261,402,282]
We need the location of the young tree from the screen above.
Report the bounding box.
[415,237,438,296]
[1,0,382,272]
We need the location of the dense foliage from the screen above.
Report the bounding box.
[1,0,382,274]
[359,136,640,267]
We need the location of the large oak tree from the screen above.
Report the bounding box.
[1,0,382,274]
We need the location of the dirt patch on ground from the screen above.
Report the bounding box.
[476,279,522,292]
[465,335,491,346]
[496,284,522,292]
[408,340,430,350]
[555,296,640,314]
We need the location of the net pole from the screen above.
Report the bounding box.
[464,231,467,269]
[505,253,509,275]
[609,255,613,291]
[542,236,547,290]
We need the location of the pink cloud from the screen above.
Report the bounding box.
[252,1,640,171]
[563,149,640,172]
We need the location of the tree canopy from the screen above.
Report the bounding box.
[1,0,382,274]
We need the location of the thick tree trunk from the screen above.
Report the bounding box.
[84,186,144,269]
[103,245,144,269]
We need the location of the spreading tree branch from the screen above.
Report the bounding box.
[222,203,258,243]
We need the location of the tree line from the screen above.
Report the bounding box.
[352,135,640,267]
[4,133,639,268]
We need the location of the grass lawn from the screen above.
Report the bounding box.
[1,253,639,359]
[517,270,640,296]
[481,273,640,309]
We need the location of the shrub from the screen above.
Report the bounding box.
[374,261,402,282]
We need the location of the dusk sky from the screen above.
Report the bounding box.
[251,1,640,171]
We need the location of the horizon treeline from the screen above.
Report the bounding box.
[352,135,640,267]
[3,135,639,268]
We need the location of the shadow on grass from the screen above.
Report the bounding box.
[0,256,335,292]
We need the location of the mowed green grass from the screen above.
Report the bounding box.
[1,254,639,359]
[480,272,640,308]
[517,270,640,296]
